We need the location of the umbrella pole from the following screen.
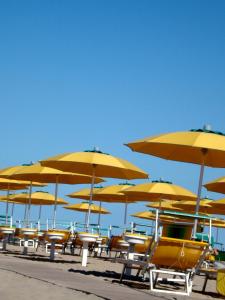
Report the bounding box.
[27,182,33,227]
[50,176,59,261]
[216,227,219,243]
[124,201,128,227]
[84,212,87,225]
[24,203,28,226]
[11,203,15,221]
[193,163,205,237]
[97,201,102,233]
[38,205,42,231]
[53,176,59,229]
[86,165,96,232]
[155,209,159,242]
[5,188,10,225]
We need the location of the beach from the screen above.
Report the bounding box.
[0,244,221,300]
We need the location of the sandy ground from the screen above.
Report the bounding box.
[0,244,223,300]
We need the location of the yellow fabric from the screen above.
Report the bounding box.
[68,185,135,203]
[131,210,194,224]
[89,184,137,202]
[126,131,225,167]
[64,202,110,214]
[174,200,212,213]
[217,269,225,296]
[150,237,208,270]
[10,191,68,205]
[7,163,103,184]
[205,176,225,194]
[0,166,46,187]
[147,200,182,211]
[45,229,71,244]
[40,151,148,179]
[68,187,104,200]
[123,182,196,201]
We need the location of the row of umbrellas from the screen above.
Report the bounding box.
[1,127,225,235]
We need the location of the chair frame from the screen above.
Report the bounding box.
[119,236,209,296]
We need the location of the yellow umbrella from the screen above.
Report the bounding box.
[123,180,196,239]
[68,184,136,227]
[131,211,190,224]
[40,148,148,229]
[122,180,197,201]
[40,149,148,179]
[64,202,110,214]
[64,202,110,226]
[204,176,225,194]
[85,183,136,226]
[68,187,104,200]
[147,200,182,211]
[0,178,28,190]
[174,199,212,213]
[8,163,104,184]
[10,191,68,228]
[126,126,225,234]
[0,178,29,225]
[7,163,104,228]
[0,165,48,186]
[0,166,47,225]
[208,199,225,215]
[11,191,68,205]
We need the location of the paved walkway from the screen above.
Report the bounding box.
[0,245,221,300]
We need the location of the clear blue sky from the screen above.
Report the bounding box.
[0,0,225,239]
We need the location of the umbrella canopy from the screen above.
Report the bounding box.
[0,195,21,204]
[0,178,28,190]
[126,127,225,235]
[8,163,104,184]
[204,176,225,194]
[68,187,104,200]
[63,202,110,214]
[40,148,148,230]
[208,199,225,215]
[68,185,135,203]
[40,149,148,179]
[85,183,136,226]
[68,184,136,226]
[131,211,190,224]
[89,183,136,203]
[122,180,197,201]
[174,199,212,213]
[147,200,182,211]
[0,165,47,187]
[9,191,68,206]
[6,163,103,229]
[126,129,225,167]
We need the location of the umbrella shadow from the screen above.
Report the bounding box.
[68,268,122,279]
[68,268,148,284]
[13,254,81,264]
[192,290,225,299]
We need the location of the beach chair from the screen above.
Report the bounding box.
[119,236,209,296]
[108,235,129,258]
[14,228,38,248]
[216,268,225,296]
[92,236,109,257]
[45,229,71,254]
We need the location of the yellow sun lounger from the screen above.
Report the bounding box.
[119,236,209,296]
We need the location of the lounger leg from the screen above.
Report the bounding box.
[202,275,208,292]
[119,264,126,283]
[149,269,154,290]
[50,241,55,261]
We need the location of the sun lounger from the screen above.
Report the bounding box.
[45,229,71,254]
[108,235,129,258]
[118,236,209,296]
